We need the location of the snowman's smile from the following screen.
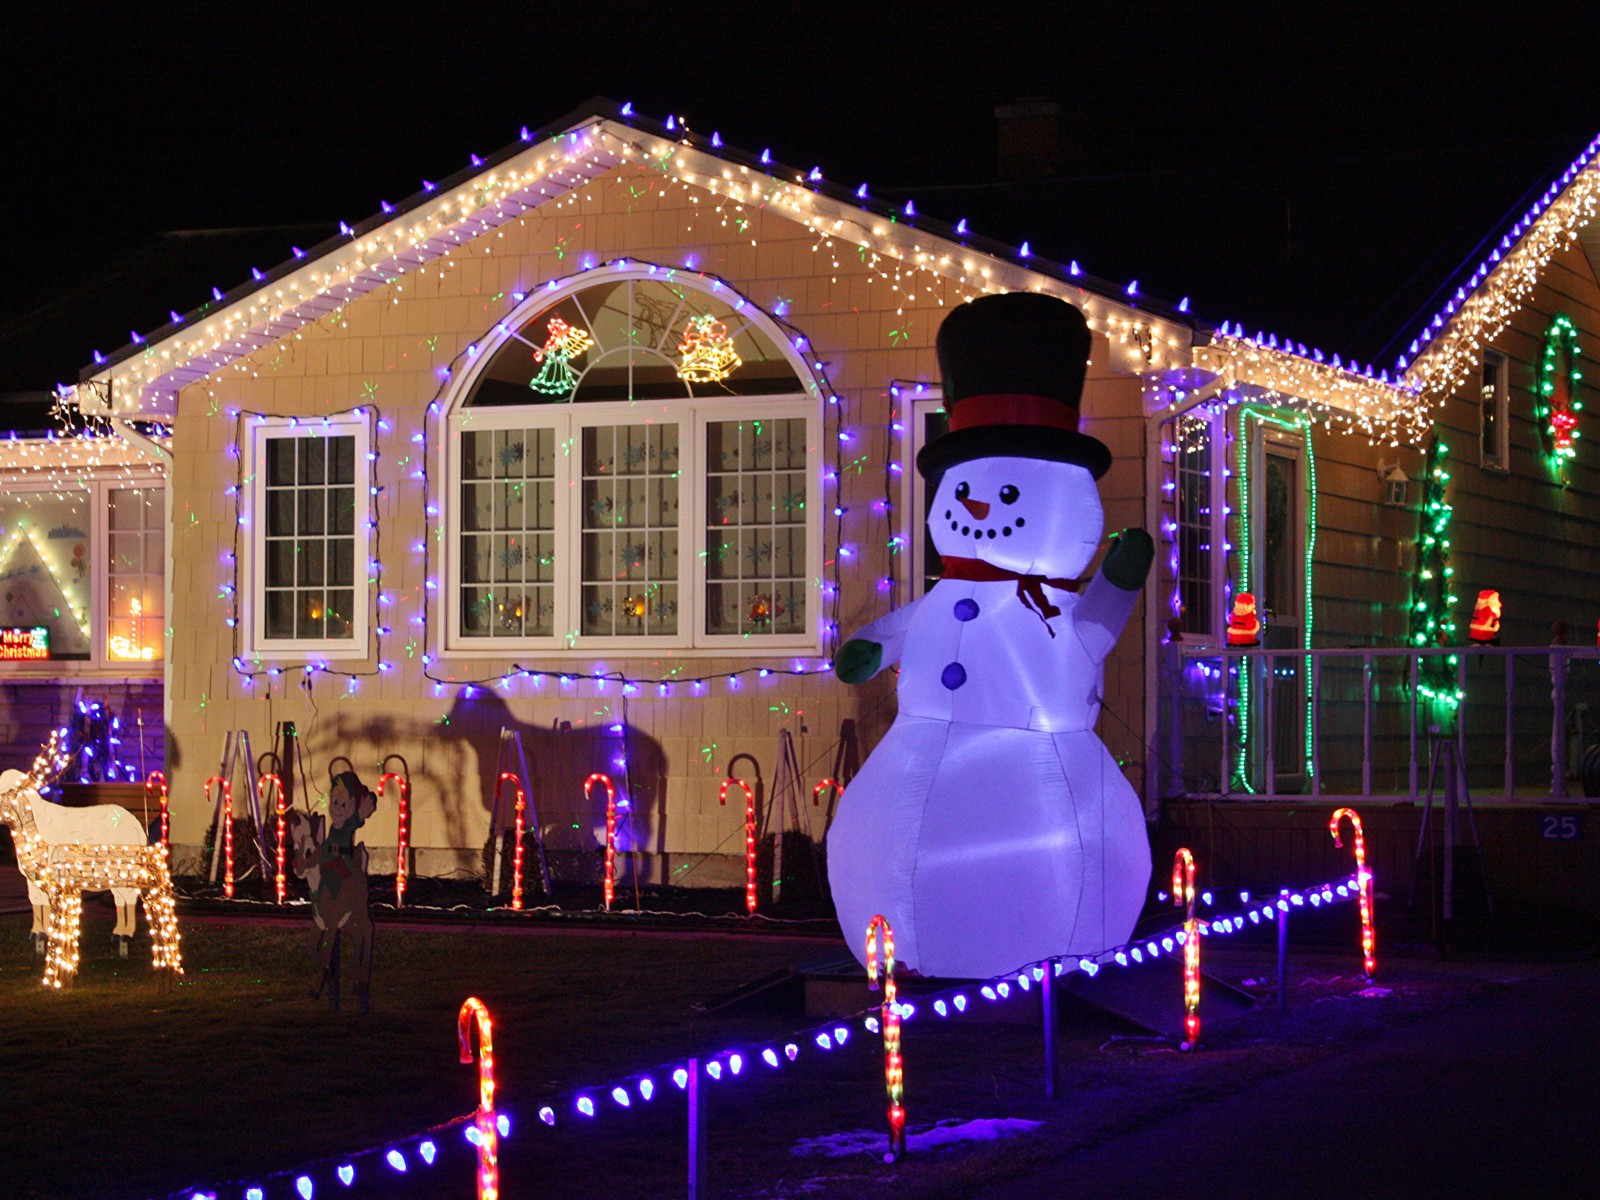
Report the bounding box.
[945,504,1026,540]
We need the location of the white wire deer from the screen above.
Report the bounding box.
[0,737,182,988]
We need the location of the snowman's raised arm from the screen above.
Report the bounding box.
[834,595,927,684]
[1073,528,1153,664]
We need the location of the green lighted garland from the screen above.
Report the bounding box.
[1233,407,1317,791]
[1536,314,1583,468]
[1407,438,1461,712]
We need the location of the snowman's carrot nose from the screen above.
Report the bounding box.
[959,495,991,519]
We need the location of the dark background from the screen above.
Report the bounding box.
[6,1,1600,395]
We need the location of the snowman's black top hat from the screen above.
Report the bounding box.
[916,292,1112,481]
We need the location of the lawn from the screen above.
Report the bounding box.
[0,893,1530,1200]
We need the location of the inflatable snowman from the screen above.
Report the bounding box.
[828,292,1153,979]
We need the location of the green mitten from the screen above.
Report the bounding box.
[834,638,884,684]
[1102,528,1155,591]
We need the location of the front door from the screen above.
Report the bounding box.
[1249,419,1311,790]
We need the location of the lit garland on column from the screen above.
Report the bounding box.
[1232,407,1317,790]
[1536,313,1583,469]
[1407,438,1461,712]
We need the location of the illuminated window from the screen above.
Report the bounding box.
[907,395,948,596]
[244,416,371,655]
[1481,349,1509,470]
[445,273,818,651]
[106,487,164,662]
[1173,414,1215,637]
[0,489,93,661]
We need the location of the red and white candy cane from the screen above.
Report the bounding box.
[720,777,757,914]
[205,775,234,898]
[380,770,410,906]
[1173,848,1201,1049]
[585,773,617,912]
[145,770,168,854]
[495,772,527,910]
[257,773,286,904]
[1330,807,1377,978]
[866,914,906,1162]
[458,996,499,1200]
[812,778,843,808]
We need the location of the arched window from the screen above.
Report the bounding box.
[444,270,820,652]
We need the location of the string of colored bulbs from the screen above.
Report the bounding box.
[176,868,1368,1200]
[214,258,880,696]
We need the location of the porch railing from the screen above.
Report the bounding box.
[1160,644,1600,802]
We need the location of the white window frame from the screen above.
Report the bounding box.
[0,472,165,674]
[904,393,948,598]
[242,415,373,660]
[440,275,824,657]
[1481,348,1510,471]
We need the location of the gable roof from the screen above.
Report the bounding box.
[1397,132,1600,400]
[64,98,1439,442]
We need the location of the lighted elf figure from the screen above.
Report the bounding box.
[677,313,742,383]
[829,292,1154,979]
[529,317,594,397]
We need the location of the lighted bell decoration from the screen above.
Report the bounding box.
[676,313,742,383]
[1226,592,1261,647]
[1468,589,1501,644]
[748,593,772,624]
[621,595,647,621]
[529,316,594,397]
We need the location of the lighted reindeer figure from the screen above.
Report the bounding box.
[0,739,182,989]
[287,769,376,1013]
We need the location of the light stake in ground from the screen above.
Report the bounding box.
[379,766,410,906]
[720,777,757,913]
[1330,808,1376,977]
[458,996,500,1200]
[585,773,618,911]
[496,772,528,910]
[866,914,906,1162]
[205,775,235,898]
[145,769,168,853]
[258,772,286,904]
[1173,848,1202,1049]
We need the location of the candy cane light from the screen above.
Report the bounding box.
[1330,807,1376,977]
[458,997,499,1200]
[812,778,843,808]
[257,773,286,904]
[585,773,617,912]
[866,914,906,1162]
[145,770,168,853]
[205,775,234,898]
[720,777,757,914]
[495,773,527,910]
[1173,848,1201,1049]
[379,769,411,906]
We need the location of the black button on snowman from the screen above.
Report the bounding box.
[829,292,1154,980]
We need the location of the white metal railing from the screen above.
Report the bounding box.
[1161,643,1600,802]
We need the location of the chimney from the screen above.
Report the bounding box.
[995,98,1061,180]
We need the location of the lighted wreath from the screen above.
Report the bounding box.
[1536,314,1583,465]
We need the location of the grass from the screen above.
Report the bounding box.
[0,894,1536,1200]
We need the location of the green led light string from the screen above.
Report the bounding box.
[1233,407,1317,791]
[1408,437,1461,713]
[1536,313,1583,473]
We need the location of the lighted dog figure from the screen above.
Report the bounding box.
[288,770,376,1013]
[0,752,182,988]
[0,766,150,958]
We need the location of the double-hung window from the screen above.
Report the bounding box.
[445,274,820,652]
[244,415,372,657]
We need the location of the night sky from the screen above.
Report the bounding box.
[6,2,1600,389]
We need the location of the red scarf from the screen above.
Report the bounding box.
[939,556,1080,636]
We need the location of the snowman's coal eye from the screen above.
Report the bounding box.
[999,484,1020,505]
[954,481,970,501]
